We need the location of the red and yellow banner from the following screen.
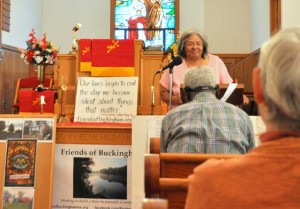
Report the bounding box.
[79,39,135,77]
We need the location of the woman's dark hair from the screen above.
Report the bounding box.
[177,29,208,59]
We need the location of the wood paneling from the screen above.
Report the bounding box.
[218,50,260,98]
[0,45,29,114]
[140,51,165,106]
[56,125,132,145]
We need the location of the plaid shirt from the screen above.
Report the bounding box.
[160,92,255,153]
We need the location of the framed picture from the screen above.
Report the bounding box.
[110,0,179,50]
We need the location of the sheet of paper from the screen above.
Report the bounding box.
[147,118,163,138]
[131,116,164,209]
[221,83,238,101]
[147,117,163,153]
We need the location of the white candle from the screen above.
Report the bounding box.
[41,96,46,105]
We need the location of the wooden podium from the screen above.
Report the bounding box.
[218,83,244,106]
[180,83,244,106]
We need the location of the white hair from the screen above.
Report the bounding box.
[184,65,217,89]
[258,27,300,131]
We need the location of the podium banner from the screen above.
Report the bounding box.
[19,90,54,113]
[79,39,135,77]
[52,144,132,209]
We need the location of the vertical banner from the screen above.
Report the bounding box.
[74,77,138,123]
[5,140,37,187]
[52,144,132,209]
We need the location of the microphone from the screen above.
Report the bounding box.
[158,56,182,73]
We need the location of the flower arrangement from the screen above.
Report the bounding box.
[162,32,180,62]
[19,29,59,65]
[163,41,178,62]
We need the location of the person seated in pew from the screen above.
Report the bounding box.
[160,65,255,153]
[184,27,300,209]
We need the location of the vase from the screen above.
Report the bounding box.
[37,64,46,88]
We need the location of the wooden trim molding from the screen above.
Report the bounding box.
[270,0,281,36]
[2,0,10,32]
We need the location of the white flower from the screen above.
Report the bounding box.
[34,56,43,64]
[34,51,41,56]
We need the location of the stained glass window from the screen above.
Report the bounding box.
[113,0,177,51]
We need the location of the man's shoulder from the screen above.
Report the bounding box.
[221,102,250,117]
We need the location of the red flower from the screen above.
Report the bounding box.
[52,50,57,58]
[26,51,34,61]
[39,34,47,50]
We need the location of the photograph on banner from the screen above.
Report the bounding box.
[52,144,132,209]
[0,118,54,141]
[23,119,54,141]
[74,77,138,123]
[2,187,34,209]
[0,119,23,140]
[5,139,37,187]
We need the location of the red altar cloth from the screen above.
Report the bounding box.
[19,90,55,113]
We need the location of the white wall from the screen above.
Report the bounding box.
[204,0,251,53]
[2,0,43,49]
[281,0,300,29]
[251,0,270,51]
[179,0,205,33]
[2,0,279,54]
[42,0,110,54]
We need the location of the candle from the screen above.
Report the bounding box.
[41,96,46,105]
[62,76,64,84]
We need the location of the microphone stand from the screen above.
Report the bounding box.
[168,66,174,111]
[151,71,159,115]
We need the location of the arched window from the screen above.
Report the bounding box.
[110,0,179,51]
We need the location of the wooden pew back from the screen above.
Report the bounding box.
[149,137,160,154]
[145,153,241,209]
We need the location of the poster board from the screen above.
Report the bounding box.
[52,144,132,209]
[0,114,56,209]
[74,77,138,123]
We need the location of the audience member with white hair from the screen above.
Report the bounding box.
[160,65,255,153]
[184,27,300,209]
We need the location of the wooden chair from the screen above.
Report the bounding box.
[12,76,53,114]
[145,153,241,209]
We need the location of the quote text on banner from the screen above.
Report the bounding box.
[74,77,138,123]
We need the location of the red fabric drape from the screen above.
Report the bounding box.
[19,90,55,113]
